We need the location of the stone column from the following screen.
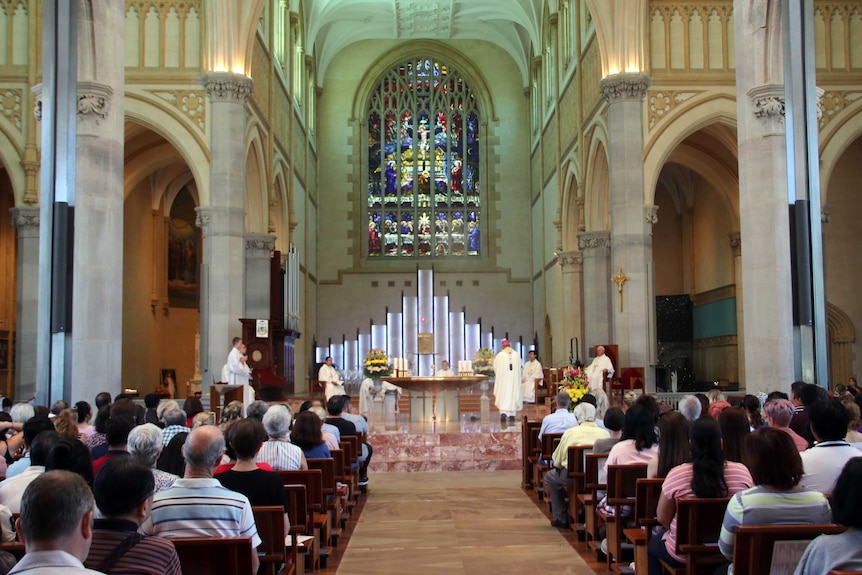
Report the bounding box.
[578,231,612,354]
[245,234,276,318]
[11,207,39,399]
[558,251,584,363]
[198,73,253,383]
[737,84,794,393]
[729,232,745,388]
[599,73,655,389]
[70,3,125,404]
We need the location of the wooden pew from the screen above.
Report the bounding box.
[331,448,353,519]
[733,524,847,575]
[253,505,288,575]
[578,452,608,550]
[533,432,563,501]
[172,537,254,575]
[306,457,344,546]
[284,484,308,575]
[279,470,331,570]
[624,478,664,575]
[565,444,590,530]
[521,416,542,489]
[661,497,730,575]
[599,463,648,569]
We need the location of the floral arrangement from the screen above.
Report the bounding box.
[472,347,495,376]
[558,365,589,409]
[363,348,391,378]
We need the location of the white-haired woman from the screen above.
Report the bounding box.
[128,423,178,491]
[256,405,307,471]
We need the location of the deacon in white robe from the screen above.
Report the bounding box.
[584,345,614,393]
[521,350,543,403]
[493,340,522,420]
[319,357,346,402]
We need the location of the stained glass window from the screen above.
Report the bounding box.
[367,59,481,258]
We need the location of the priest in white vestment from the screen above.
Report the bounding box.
[320,356,346,402]
[225,338,253,414]
[435,361,455,377]
[493,340,522,421]
[521,350,543,403]
[584,345,614,393]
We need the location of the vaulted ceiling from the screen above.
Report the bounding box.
[304,0,543,86]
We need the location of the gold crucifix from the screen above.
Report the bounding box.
[611,267,630,312]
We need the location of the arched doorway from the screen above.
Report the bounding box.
[123,121,200,397]
[652,123,739,390]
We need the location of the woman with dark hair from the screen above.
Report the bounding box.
[719,407,750,464]
[647,418,753,575]
[794,458,862,573]
[216,419,289,531]
[83,404,110,453]
[156,431,188,477]
[46,436,95,488]
[291,411,331,459]
[647,411,691,479]
[75,401,95,439]
[741,395,764,429]
[606,403,659,468]
[182,397,204,428]
[718,427,830,565]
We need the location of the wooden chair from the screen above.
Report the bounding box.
[533,432,563,501]
[624,478,665,575]
[565,445,590,529]
[284,484,308,575]
[599,463,648,568]
[172,537,254,575]
[661,497,730,575]
[279,470,331,570]
[733,524,847,575]
[253,505,287,575]
[578,452,608,548]
[310,380,325,398]
[521,416,542,489]
[306,457,343,546]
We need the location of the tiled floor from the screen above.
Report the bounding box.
[332,471,596,574]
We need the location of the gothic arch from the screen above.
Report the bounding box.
[560,159,581,251]
[0,127,22,205]
[245,134,268,234]
[585,137,609,232]
[820,106,862,204]
[828,302,856,387]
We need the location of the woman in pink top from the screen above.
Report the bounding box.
[606,403,660,466]
[763,398,809,451]
[647,417,753,575]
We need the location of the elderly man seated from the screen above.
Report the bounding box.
[256,405,307,471]
[86,458,181,574]
[160,408,190,448]
[539,392,579,440]
[142,425,261,574]
[10,470,103,574]
[544,402,610,529]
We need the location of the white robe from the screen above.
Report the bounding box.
[584,353,614,392]
[521,358,543,402]
[493,348,522,414]
[319,364,346,401]
[225,347,253,414]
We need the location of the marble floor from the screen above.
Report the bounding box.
[333,471,596,574]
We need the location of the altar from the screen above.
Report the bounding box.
[379,375,490,425]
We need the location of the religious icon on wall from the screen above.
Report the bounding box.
[160,369,177,398]
[167,218,199,308]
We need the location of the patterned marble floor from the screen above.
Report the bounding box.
[335,470,596,574]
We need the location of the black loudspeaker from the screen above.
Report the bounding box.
[789,201,813,326]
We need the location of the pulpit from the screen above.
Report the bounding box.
[210,384,246,422]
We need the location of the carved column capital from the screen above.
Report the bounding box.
[31,83,42,121]
[599,73,652,104]
[578,230,611,251]
[558,250,584,271]
[11,206,40,238]
[821,205,831,224]
[644,205,659,225]
[728,232,741,256]
[747,84,785,131]
[245,233,276,258]
[201,72,254,104]
[77,81,113,121]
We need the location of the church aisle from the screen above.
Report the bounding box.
[334,471,595,574]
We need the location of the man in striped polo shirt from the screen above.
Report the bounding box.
[141,425,261,574]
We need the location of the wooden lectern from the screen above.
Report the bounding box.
[210,384,246,422]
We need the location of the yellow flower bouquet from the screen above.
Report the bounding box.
[558,365,588,409]
[363,348,391,378]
